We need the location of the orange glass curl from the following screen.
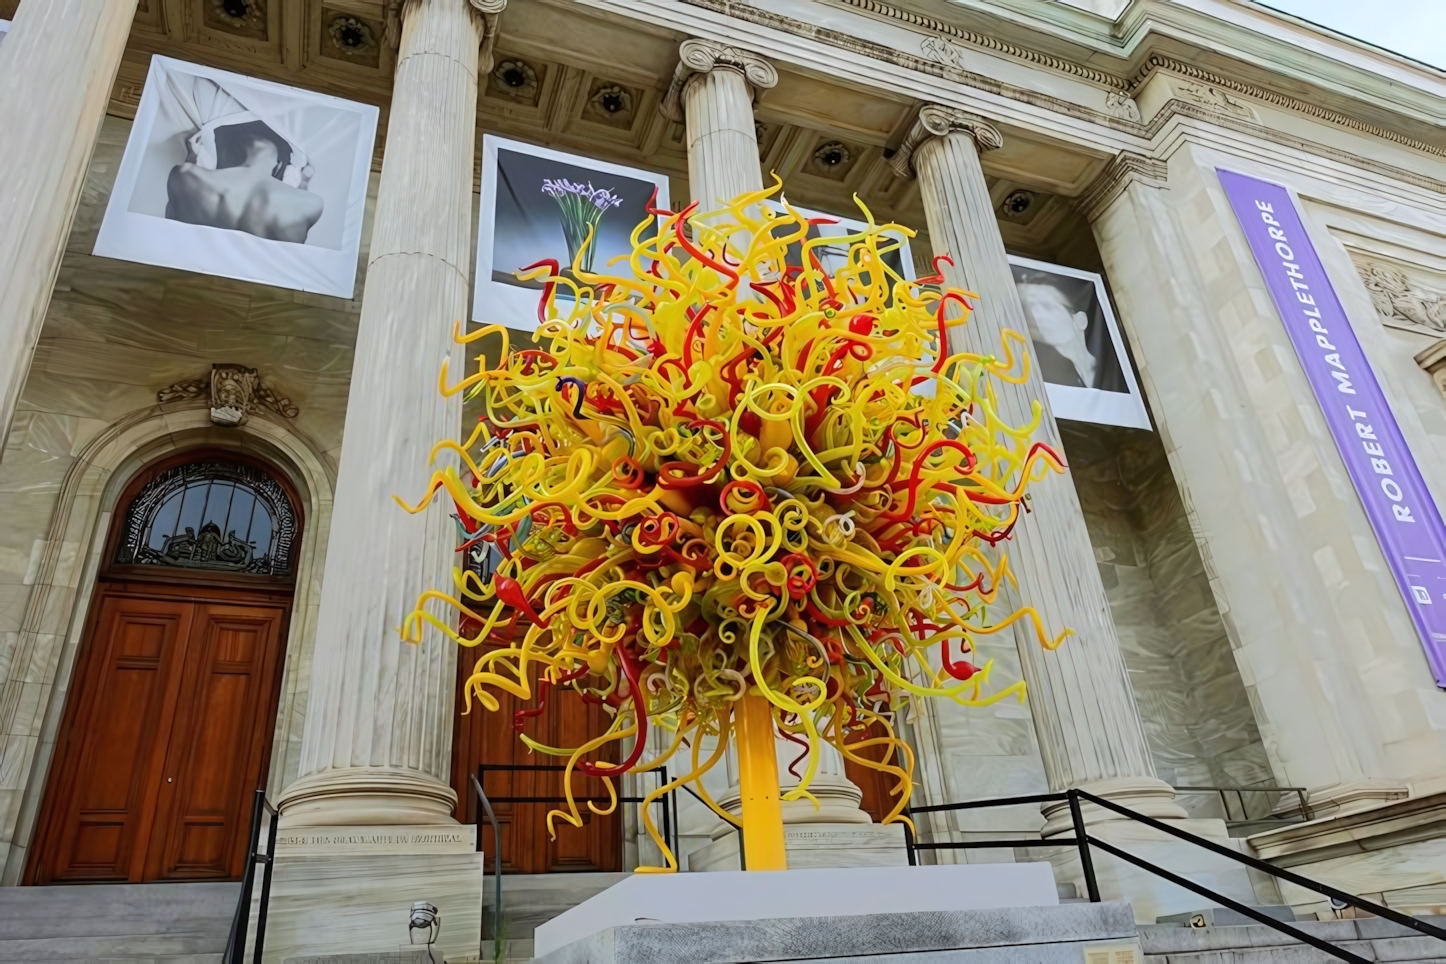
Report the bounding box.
[399,183,1071,871]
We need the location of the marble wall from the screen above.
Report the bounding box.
[1060,421,1275,813]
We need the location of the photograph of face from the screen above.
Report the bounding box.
[95,56,378,298]
[475,136,671,329]
[1008,256,1150,429]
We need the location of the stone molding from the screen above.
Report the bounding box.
[1414,340,1446,401]
[1355,259,1446,334]
[888,105,1003,179]
[1247,790,1442,868]
[681,0,1446,170]
[1076,152,1169,223]
[158,363,300,426]
[660,38,779,123]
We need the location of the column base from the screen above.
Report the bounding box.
[1045,817,1262,924]
[276,767,460,829]
[1040,776,1189,837]
[716,774,873,825]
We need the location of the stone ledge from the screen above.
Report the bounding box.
[1247,792,1446,867]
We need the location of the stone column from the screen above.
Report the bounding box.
[661,38,777,216]
[277,0,495,830]
[892,106,1185,834]
[661,43,890,869]
[0,0,138,455]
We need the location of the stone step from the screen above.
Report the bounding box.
[1138,915,1446,963]
[0,882,240,962]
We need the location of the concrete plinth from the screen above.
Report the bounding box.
[534,863,1060,957]
[534,901,1140,964]
[687,822,909,871]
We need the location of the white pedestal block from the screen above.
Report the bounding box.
[687,822,908,872]
[533,862,1059,957]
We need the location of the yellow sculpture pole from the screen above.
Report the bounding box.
[735,691,788,870]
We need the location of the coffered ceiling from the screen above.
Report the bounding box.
[31,0,1107,266]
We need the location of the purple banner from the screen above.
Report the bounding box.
[1219,169,1446,687]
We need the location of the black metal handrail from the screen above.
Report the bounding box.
[223,788,279,964]
[474,764,681,876]
[902,787,1446,964]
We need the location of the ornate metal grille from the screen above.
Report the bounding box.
[114,459,295,576]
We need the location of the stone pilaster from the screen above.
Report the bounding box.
[277,0,490,830]
[896,106,1184,833]
[0,0,138,455]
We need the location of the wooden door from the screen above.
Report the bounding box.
[452,658,621,874]
[28,586,287,884]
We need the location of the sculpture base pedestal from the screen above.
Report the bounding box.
[534,863,1062,957]
[687,822,908,871]
[535,898,1138,964]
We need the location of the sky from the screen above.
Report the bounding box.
[1258,1,1446,70]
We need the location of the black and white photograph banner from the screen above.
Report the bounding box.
[94,55,378,298]
[474,135,671,331]
[1008,255,1151,430]
[766,198,916,284]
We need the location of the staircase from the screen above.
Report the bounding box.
[1140,916,1446,963]
[0,882,240,963]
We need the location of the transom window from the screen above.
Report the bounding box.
[114,458,296,576]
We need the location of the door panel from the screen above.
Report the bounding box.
[28,588,288,885]
[150,604,286,880]
[453,660,621,874]
[34,597,191,883]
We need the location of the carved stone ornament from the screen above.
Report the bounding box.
[660,39,779,123]
[1357,260,1446,333]
[1104,90,1141,122]
[157,364,300,426]
[888,104,1003,179]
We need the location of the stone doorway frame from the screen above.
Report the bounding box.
[0,406,334,884]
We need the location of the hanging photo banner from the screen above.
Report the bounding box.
[474,135,671,331]
[767,197,916,284]
[0,20,10,45]
[1220,168,1446,687]
[94,56,378,299]
[1007,255,1151,430]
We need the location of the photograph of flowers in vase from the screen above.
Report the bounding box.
[473,135,670,330]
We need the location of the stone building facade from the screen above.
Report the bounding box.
[0,0,1443,959]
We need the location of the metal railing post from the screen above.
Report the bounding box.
[225,789,266,964]
[1066,790,1100,902]
[472,771,504,964]
[252,801,279,964]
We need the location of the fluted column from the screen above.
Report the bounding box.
[278,0,493,828]
[664,39,872,826]
[894,106,1184,833]
[662,39,777,217]
[0,0,137,456]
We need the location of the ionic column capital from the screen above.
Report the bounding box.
[889,104,1003,178]
[385,0,507,71]
[661,38,778,123]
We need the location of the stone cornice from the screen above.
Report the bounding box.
[889,105,1003,178]
[660,38,779,123]
[1075,152,1168,223]
[676,0,1446,193]
[809,0,1444,158]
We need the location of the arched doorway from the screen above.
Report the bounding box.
[25,450,301,885]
